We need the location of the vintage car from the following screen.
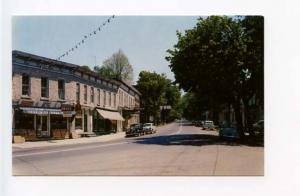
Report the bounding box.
[125,123,144,137]
[219,121,240,140]
[202,120,215,130]
[142,123,156,134]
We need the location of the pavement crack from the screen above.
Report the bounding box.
[212,145,219,175]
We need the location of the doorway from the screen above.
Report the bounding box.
[36,115,50,137]
[84,114,88,132]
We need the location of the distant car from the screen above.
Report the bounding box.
[143,123,156,134]
[126,123,144,137]
[194,120,203,127]
[219,122,239,140]
[203,121,215,130]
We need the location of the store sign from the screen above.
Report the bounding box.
[19,100,34,107]
[61,103,74,111]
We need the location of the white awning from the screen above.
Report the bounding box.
[20,107,63,115]
[96,109,124,121]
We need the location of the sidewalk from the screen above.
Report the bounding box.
[12,132,126,149]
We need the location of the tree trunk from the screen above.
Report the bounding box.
[233,100,245,140]
[243,100,255,139]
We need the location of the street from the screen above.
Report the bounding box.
[13,121,264,176]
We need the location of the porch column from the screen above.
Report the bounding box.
[88,110,93,132]
[47,113,51,136]
[70,117,75,132]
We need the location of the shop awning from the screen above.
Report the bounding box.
[96,109,125,121]
[20,107,63,115]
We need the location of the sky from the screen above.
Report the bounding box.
[12,16,199,83]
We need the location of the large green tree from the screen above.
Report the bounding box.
[136,71,181,124]
[166,16,264,138]
[94,49,134,82]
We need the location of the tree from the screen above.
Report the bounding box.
[94,49,134,82]
[166,16,264,139]
[136,71,181,124]
[81,65,91,71]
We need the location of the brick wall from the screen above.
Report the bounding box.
[12,72,138,112]
[30,77,41,102]
[49,79,59,101]
[65,81,76,103]
[12,73,22,100]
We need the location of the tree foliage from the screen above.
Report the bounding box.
[166,16,264,137]
[81,65,92,71]
[136,71,181,123]
[94,49,134,82]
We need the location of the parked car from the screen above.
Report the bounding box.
[143,123,156,134]
[126,123,144,137]
[195,120,203,127]
[219,122,239,140]
[203,120,215,130]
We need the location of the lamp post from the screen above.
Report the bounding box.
[160,105,171,124]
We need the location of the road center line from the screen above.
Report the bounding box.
[171,122,182,135]
[13,141,129,158]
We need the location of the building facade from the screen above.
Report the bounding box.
[12,50,141,141]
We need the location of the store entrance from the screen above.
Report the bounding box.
[36,115,50,137]
[84,114,88,132]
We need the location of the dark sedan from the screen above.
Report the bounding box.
[126,123,144,137]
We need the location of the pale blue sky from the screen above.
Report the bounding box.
[12,16,199,83]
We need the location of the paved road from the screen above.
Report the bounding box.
[13,121,264,176]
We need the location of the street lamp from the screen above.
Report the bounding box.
[160,105,171,124]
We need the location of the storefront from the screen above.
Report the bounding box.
[94,109,124,133]
[13,100,75,140]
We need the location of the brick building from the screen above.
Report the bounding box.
[12,50,141,141]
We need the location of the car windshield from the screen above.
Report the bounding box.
[143,123,151,127]
[130,124,138,128]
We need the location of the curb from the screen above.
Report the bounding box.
[12,132,126,149]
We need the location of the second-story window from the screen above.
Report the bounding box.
[76,83,80,103]
[114,93,116,107]
[41,77,49,98]
[58,80,65,100]
[22,74,30,96]
[103,90,106,106]
[108,92,111,106]
[91,87,94,103]
[84,85,87,103]
[97,89,100,105]
[111,93,114,107]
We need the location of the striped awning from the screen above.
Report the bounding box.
[96,109,124,121]
[20,107,63,115]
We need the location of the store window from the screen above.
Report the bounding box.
[22,74,30,96]
[41,77,49,98]
[14,112,34,129]
[51,115,67,130]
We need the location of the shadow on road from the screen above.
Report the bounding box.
[133,134,263,147]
